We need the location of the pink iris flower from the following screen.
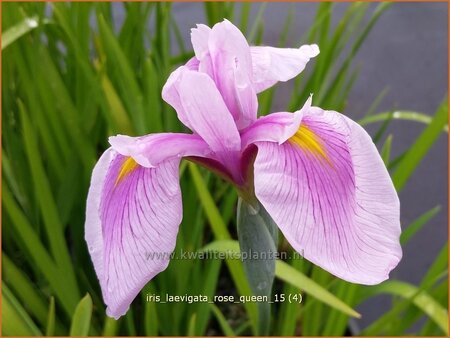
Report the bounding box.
[85,20,402,319]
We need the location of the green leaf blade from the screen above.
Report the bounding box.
[70,294,93,336]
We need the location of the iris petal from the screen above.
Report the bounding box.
[189,20,258,130]
[241,96,312,148]
[252,107,402,284]
[251,44,320,93]
[86,149,183,318]
[176,70,242,153]
[109,132,212,168]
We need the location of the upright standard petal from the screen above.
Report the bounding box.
[162,65,193,129]
[162,69,245,183]
[252,107,401,284]
[191,24,211,60]
[162,67,243,148]
[251,44,319,93]
[85,148,183,318]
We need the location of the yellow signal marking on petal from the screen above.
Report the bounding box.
[115,157,139,186]
[289,124,331,164]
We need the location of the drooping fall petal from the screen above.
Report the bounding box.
[250,44,320,93]
[252,107,402,284]
[85,148,183,319]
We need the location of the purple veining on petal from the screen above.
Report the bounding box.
[253,108,401,285]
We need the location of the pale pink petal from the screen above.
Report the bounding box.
[241,96,312,148]
[253,107,401,284]
[162,65,193,129]
[251,44,320,93]
[163,68,241,153]
[191,24,211,60]
[176,70,241,153]
[206,20,257,129]
[232,62,258,129]
[85,148,183,318]
[185,57,200,71]
[109,133,212,168]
